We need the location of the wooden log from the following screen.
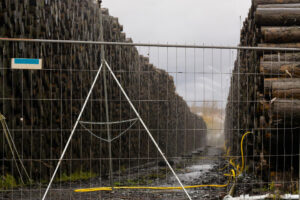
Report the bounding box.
[273,81,300,99]
[255,8,300,26]
[270,99,300,125]
[253,0,300,7]
[264,78,298,91]
[264,78,300,98]
[258,4,300,8]
[258,43,300,48]
[260,61,300,77]
[261,27,300,43]
[261,53,300,62]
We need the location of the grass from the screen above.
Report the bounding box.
[55,171,97,183]
[0,171,98,188]
[0,174,18,189]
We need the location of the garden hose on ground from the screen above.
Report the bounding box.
[74,132,251,193]
[74,171,234,192]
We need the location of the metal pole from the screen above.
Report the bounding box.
[299,135,300,200]
[41,63,103,200]
[1,37,300,51]
[104,60,192,200]
[98,0,114,188]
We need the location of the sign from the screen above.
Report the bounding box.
[11,58,42,70]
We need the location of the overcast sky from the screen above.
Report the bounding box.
[103,0,251,44]
[103,0,252,108]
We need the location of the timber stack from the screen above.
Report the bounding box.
[0,0,207,182]
[225,0,300,181]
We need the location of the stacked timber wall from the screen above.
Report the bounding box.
[225,0,300,180]
[0,0,207,181]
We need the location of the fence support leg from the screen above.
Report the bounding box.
[41,63,103,200]
[104,60,192,200]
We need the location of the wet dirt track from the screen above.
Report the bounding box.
[1,147,239,200]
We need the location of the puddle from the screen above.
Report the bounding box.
[187,164,212,171]
[172,164,213,182]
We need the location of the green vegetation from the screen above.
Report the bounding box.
[55,171,97,183]
[0,174,18,189]
[292,189,299,195]
[269,181,275,191]
[0,171,98,189]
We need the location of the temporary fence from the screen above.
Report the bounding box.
[0,36,300,200]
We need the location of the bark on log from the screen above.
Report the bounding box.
[255,8,300,26]
[270,99,300,125]
[261,53,300,62]
[264,78,300,91]
[260,61,300,77]
[264,78,300,98]
[258,4,300,8]
[253,0,300,7]
[258,43,300,48]
[261,27,300,43]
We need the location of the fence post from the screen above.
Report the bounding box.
[98,0,114,189]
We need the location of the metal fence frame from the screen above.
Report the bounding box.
[1,37,300,200]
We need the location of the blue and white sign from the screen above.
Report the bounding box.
[11,58,42,70]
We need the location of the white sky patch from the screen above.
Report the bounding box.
[102,0,251,106]
[176,77,230,104]
[103,0,251,45]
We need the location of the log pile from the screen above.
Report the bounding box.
[0,0,207,182]
[225,0,300,180]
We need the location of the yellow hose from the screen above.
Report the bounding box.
[75,184,229,192]
[74,169,235,192]
[74,131,252,193]
[74,174,233,192]
[240,131,252,174]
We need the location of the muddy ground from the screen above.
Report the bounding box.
[1,147,259,200]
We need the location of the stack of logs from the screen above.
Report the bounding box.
[225,0,300,180]
[0,0,207,182]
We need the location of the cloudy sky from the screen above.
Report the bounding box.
[103,0,252,108]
